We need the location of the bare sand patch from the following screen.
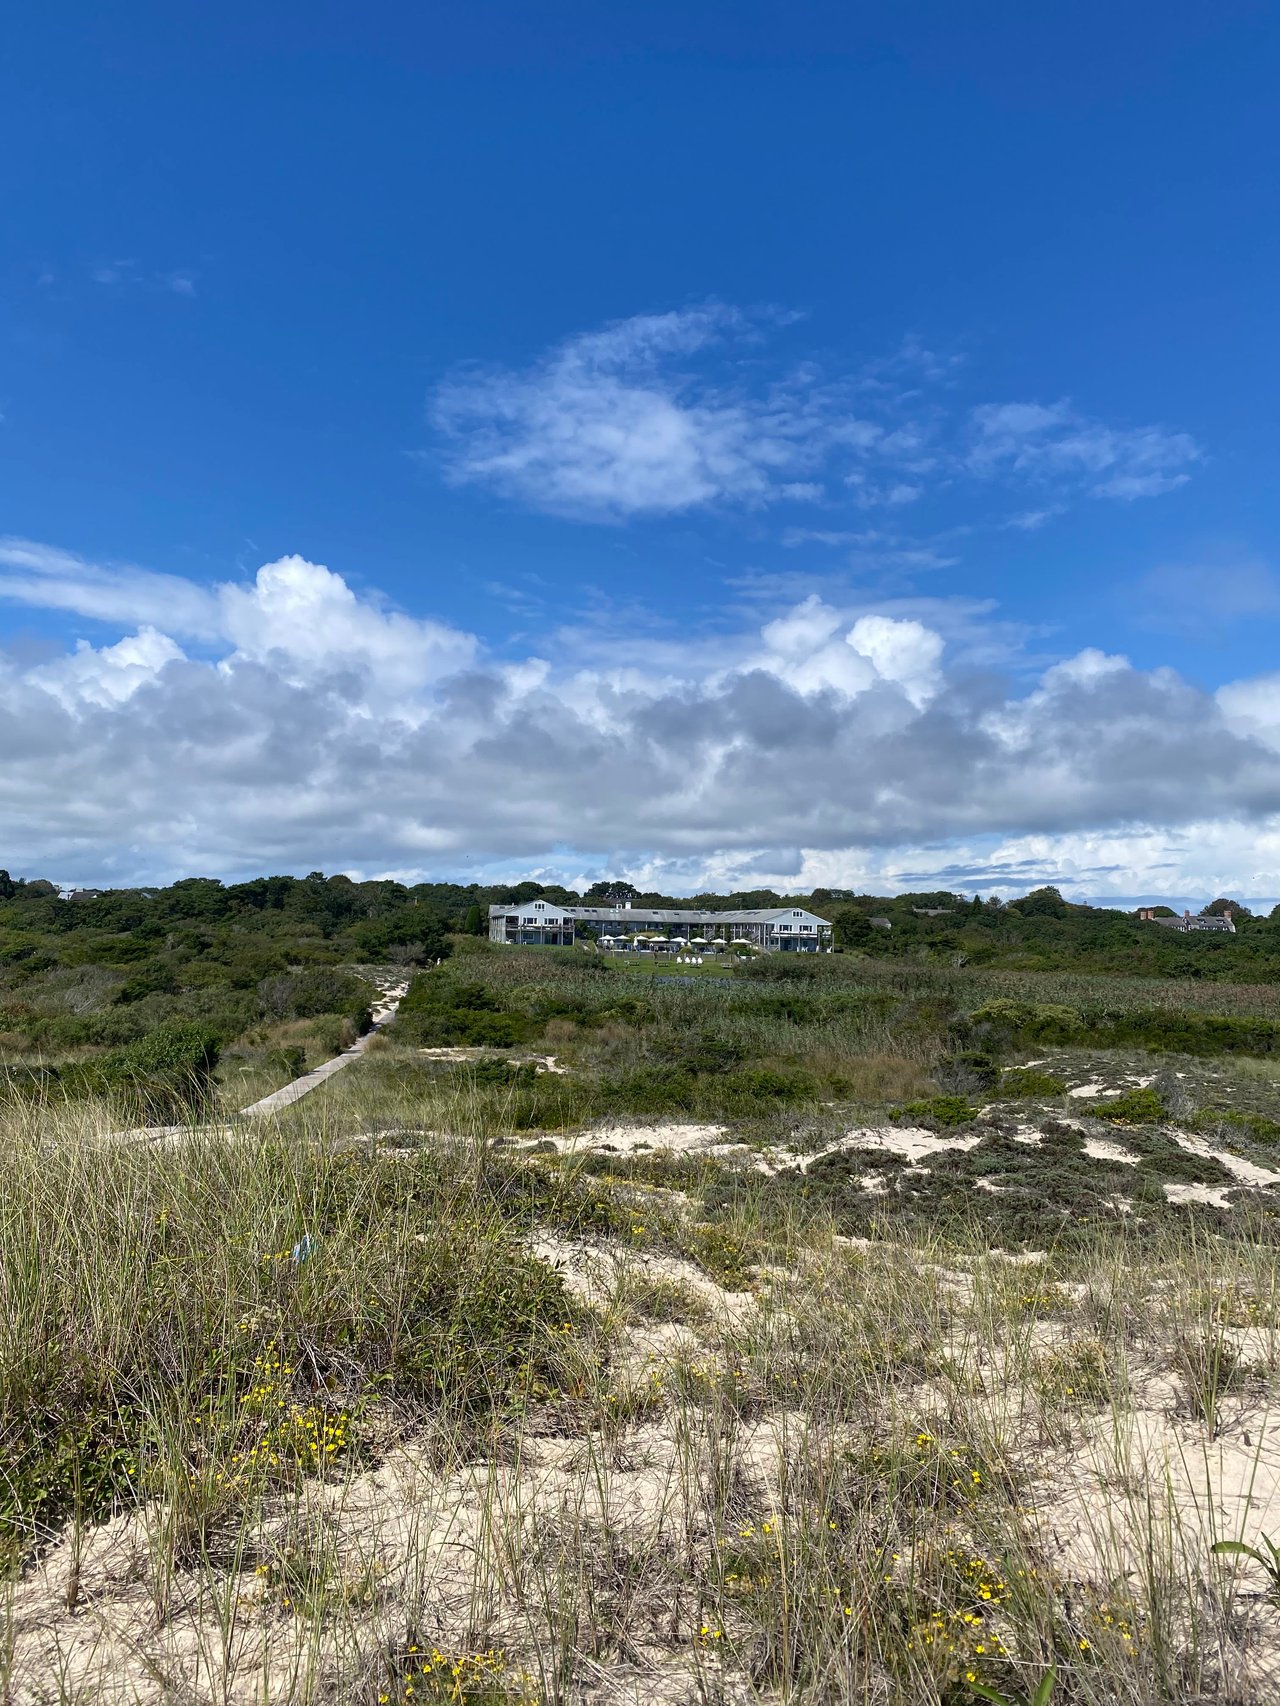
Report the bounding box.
[1173,1133,1280,1189]
[1083,1138,1140,1164]
[1165,1181,1235,1208]
[417,1047,567,1072]
[550,1121,733,1157]
[837,1126,984,1164]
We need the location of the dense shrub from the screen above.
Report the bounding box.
[114,965,179,1004]
[1099,1086,1167,1125]
[267,1044,308,1080]
[968,1000,1089,1048]
[894,1094,977,1128]
[998,1067,1068,1098]
[673,1031,747,1074]
[739,956,821,982]
[970,998,1280,1059]
[393,976,534,1047]
[1192,1107,1280,1143]
[50,1021,224,1121]
[257,969,374,1030]
[936,1049,1000,1093]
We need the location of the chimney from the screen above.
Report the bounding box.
[1183,910,1191,921]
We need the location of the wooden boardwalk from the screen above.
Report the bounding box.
[239,983,406,1116]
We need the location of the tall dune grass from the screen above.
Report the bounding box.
[1,1079,1279,1701]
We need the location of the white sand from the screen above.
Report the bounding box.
[1082,1138,1140,1165]
[1173,1133,1280,1188]
[1164,1181,1235,1208]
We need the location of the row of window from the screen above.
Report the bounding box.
[513,922,824,930]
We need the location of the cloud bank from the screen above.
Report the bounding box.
[3,538,1280,899]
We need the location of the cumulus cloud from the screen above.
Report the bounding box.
[216,555,476,705]
[4,540,1280,898]
[26,627,186,709]
[1218,674,1280,753]
[432,309,1201,525]
[0,542,476,712]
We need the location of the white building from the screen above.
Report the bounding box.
[488,901,832,951]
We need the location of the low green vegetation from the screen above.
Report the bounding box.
[4,875,1280,1700]
[0,1122,591,1573]
[970,997,1280,1057]
[0,873,413,1110]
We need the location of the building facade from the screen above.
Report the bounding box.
[488,902,833,951]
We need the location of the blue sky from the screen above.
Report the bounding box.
[4,1,1280,901]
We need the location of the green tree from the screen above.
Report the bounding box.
[1014,886,1069,918]
[833,908,873,949]
[463,902,485,935]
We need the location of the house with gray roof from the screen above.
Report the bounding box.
[1136,906,1237,934]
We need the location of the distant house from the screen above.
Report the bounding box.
[869,916,893,930]
[1137,907,1236,934]
[59,887,106,902]
[488,901,833,951]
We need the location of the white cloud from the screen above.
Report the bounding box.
[216,555,476,703]
[433,304,842,520]
[0,542,475,711]
[1040,647,1131,689]
[90,260,137,286]
[968,400,1199,500]
[0,538,221,635]
[604,824,1280,909]
[1004,506,1065,531]
[1218,674,1280,753]
[88,261,197,297]
[26,627,185,709]
[5,539,1280,896]
[846,614,944,708]
[433,309,1202,527]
